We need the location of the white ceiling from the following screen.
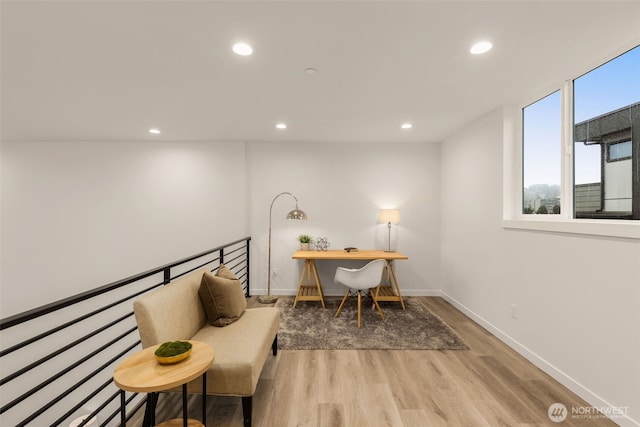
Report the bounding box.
[1,1,639,143]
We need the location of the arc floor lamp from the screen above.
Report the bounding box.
[259,192,307,304]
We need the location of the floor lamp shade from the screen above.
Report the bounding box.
[379,209,400,252]
[286,206,307,220]
[259,192,308,304]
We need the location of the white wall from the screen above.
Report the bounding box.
[0,140,247,317]
[440,108,640,426]
[0,138,440,311]
[247,141,440,298]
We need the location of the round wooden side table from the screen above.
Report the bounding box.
[113,340,215,427]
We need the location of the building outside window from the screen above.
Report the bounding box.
[574,104,638,218]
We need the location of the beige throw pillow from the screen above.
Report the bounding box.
[216,264,240,281]
[199,265,247,327]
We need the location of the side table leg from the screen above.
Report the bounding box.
[202,372,207,426]
[142,392,158,427]
[182,384,188,427]
[120,390,126,427]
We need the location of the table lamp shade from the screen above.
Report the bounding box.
[379,209,400,224]
[379,209,400,252]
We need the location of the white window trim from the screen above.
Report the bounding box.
[502,42,640,240]
[560,80,574,221]
[503,218,640,239]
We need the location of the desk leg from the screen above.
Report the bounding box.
[372,261,405,310]
[310,260,326,308]
[293,259,326,308]
[387,261,405,310]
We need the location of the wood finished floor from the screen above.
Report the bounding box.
[146,297,616,427]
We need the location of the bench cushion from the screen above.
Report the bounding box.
[187,307,280,396]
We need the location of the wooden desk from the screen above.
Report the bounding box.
[291,250,409,309]
[113,341,215,427]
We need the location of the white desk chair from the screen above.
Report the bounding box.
[334,259,386,328]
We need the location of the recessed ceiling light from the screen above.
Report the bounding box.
[470,41,492,55]
[149,128,161,134]
[401,123,413,129]
[275,123,287,129]
[232,42,253,56]
[304,68,317,75]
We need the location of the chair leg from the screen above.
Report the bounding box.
[335,290,349,318]
[357,291,362,328]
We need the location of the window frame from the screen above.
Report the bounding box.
[502,42,640,240]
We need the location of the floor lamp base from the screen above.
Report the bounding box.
[258,294,279,304]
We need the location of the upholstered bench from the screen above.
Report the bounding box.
[133,267,279,427]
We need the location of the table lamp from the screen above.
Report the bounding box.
[259,192,308,304]
[379,209,400,252]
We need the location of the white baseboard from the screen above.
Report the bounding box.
[441,292,639,427]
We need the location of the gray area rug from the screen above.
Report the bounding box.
[274,296,469,350]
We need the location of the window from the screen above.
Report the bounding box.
[522,92,561,215]
[521,45,639,221]
[608,140,632,162]
[573,46,639,219]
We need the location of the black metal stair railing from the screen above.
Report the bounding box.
[0,237,251,427]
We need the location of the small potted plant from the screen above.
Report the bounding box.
[298,234,313,250]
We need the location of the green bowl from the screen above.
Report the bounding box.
[154,341,193,364]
